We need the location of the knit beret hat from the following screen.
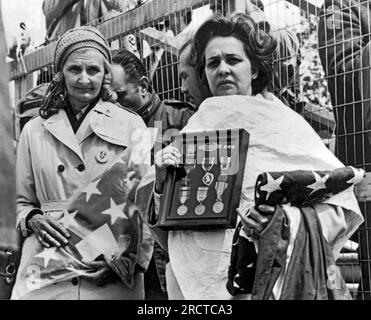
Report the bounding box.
[54,26,112,72]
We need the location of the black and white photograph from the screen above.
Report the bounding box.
[0,0,370,308]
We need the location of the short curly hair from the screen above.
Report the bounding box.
[193,13,277,96]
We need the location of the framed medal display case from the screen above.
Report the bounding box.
[157,128,249,230]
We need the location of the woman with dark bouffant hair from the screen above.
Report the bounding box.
[151,13,362,300]
[193,12,277,97]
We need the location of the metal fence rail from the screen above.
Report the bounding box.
[7,0,371,300]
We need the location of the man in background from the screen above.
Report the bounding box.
[178,37,208,108]
[111,49,195,299]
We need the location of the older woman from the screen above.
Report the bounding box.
[12,26,151,300]
[153,13,363,299]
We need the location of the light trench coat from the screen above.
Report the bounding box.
[12,99,153,300]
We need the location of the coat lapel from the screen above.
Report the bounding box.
[75,110,94,144]
[43,109,84,161]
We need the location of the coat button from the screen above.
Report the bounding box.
[72,277,79,286]
[96,150,108,164]
[58,165,65,173]
[77,164,85,172]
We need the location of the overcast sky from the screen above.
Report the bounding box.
[2,0,45,47]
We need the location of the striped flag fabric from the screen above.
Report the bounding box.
[16,144,152,296]
[227,166,365,296]
[255,166,365,207]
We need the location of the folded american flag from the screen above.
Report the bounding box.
[227,166,365,296]
[19,149,150,294]
[255,166,365,206]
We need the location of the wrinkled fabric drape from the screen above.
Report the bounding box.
[249,205,352,300]
[168,94,363,299]
[279,207,352,300]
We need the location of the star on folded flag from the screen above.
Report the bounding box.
[307,172,329,194]
[34,247,60,268]
[260,173,284,200]
[84,179,102,202]
[60,210,78,229]
[346,166,365,185]
[102,198,128,224]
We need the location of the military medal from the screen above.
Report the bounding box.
[182,145,196,185]
[212,181,228,214]
[177,186,191,216]
[183,158,196,185]
[202,172,214,186]
[195,186,208,215]
[212,201,224,214]
[201,157,215,186]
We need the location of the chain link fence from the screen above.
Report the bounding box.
[7,0,371,299]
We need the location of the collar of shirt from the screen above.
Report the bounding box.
[64,97,100,133]
[75,105,89,121]
[136,92,162,124]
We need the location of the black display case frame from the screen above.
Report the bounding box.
[157,128,249,230]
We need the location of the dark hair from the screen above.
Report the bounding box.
[193,13,277,96]
[112,49,147,85]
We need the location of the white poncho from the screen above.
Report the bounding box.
[168,93,363,299]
